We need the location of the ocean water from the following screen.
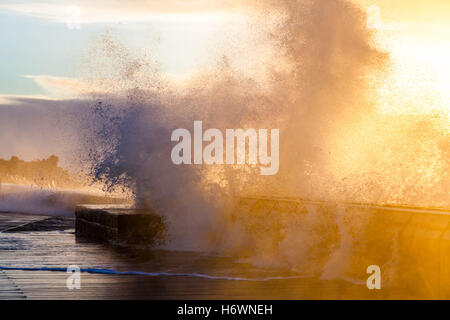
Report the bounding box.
[0,184,127,216]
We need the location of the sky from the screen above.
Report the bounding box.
[0,0,448,164]
[0,0,248,98]
[0,0,449,100]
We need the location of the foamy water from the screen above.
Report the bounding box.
[0,184,124,216]
[0,266,309,282]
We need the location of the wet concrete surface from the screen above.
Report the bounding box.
[0,212,416,300]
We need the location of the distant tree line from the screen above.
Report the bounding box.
[0,155,80,188]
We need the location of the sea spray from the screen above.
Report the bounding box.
[76,0,448,280]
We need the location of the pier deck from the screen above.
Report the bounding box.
[1,199,450,300]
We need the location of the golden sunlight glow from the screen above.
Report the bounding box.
[353,0,450,117]
[376,26,450,116]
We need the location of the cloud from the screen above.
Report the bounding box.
[21,74,179,99]
[0,0,244,24]
[1,73,120,105]
[23,75,100,98]
[0,94,56,105]
[0,76,105,103]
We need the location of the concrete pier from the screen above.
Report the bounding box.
[0,212,392,300]
[73,198,450,297]
[75,205,166,245]
[233,197,450,297]
[1,202,450,299]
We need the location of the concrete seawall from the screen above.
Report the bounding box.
[232,197,450,297]
[75,198,450,297]
[75,205,166,245]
